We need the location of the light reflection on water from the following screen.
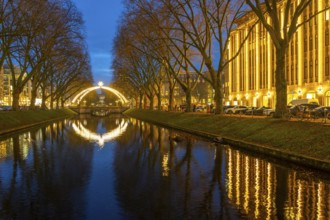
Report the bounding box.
[0,115,329,219]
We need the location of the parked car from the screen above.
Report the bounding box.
[225,105,248,114]
[223,105,235,112]
[289,103,320,116]
[310,106,330,119]
[0,106,12,111]
[263,108,275,116]
[195,105,206,112]
[288,98,319,106]
[245,106,270,115]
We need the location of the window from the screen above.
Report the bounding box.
[304,61,308,83]
[326,56,330,80]
[309,61,313,82]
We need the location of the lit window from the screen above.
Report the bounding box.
[326,11,330,21]
[306,93,313,99]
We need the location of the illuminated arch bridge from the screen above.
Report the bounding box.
[71,82,128,105]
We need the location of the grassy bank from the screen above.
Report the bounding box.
[124,109,330,168]
[0,109,77,135]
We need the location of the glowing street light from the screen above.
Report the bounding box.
[98,81,104,87]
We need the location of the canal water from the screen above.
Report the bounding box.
[0,115,329,219]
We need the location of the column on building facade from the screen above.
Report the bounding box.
[245,27,250,103]
[297,14,303,87]
[318,0,324,83]
[255,23,260,91]
[236,31,240,102]
[267,17,273,107]
[267,17,272,91]
[228,39,232,96]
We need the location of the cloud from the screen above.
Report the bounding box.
[94,68,112,73]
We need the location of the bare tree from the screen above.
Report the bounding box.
[246,0,328,117]
[0,0,90,110]
[134,0,253,114]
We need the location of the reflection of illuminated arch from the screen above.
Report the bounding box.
[72,120,128,147]
[71,82,128,104]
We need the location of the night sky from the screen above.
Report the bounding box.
[72,0,124,86]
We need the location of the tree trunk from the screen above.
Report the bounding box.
[213,76,223,114]
[12,89,21,111]
[274,47,288,118]
[41,88,47,109]
[139,93,143,109]
[185,89,192,112]
[149,95,154,110]
[168,87,174,111]
[144,95,147,109]
[50,95,54,109]
[157,92,161,110]
[56,98,59,109]
[30,87,37,109]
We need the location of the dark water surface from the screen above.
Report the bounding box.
[0,115,329,220]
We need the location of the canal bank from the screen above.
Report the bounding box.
[124,109,330,172]
[0,109,77,136]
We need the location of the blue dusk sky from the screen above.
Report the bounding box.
[72,0,124,86]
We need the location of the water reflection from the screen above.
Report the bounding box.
[72,118,128,147]
[0,116,329,219]
[113,118,330,219]
[0,120,94,219]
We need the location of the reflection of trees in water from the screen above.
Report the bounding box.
[114,119,330,219]
[74,114,125,133]
[0,120,94,219]
[113,119,239,219]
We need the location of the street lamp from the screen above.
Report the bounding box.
[98,81,104,87]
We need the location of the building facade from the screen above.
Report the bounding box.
[225,0,330,108]
[0,66,32,106]
[162,71,214,109]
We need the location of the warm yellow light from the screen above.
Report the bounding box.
[298,88,302,96]
[326,11,330,21]
[72,120,128,147]
[71,85,128,104]
[317,86,323,95]
[98,81,104,87]
[255,92,259,98]
[267,91,272,97]
[162,153,170,177]
[245,93,249,99]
